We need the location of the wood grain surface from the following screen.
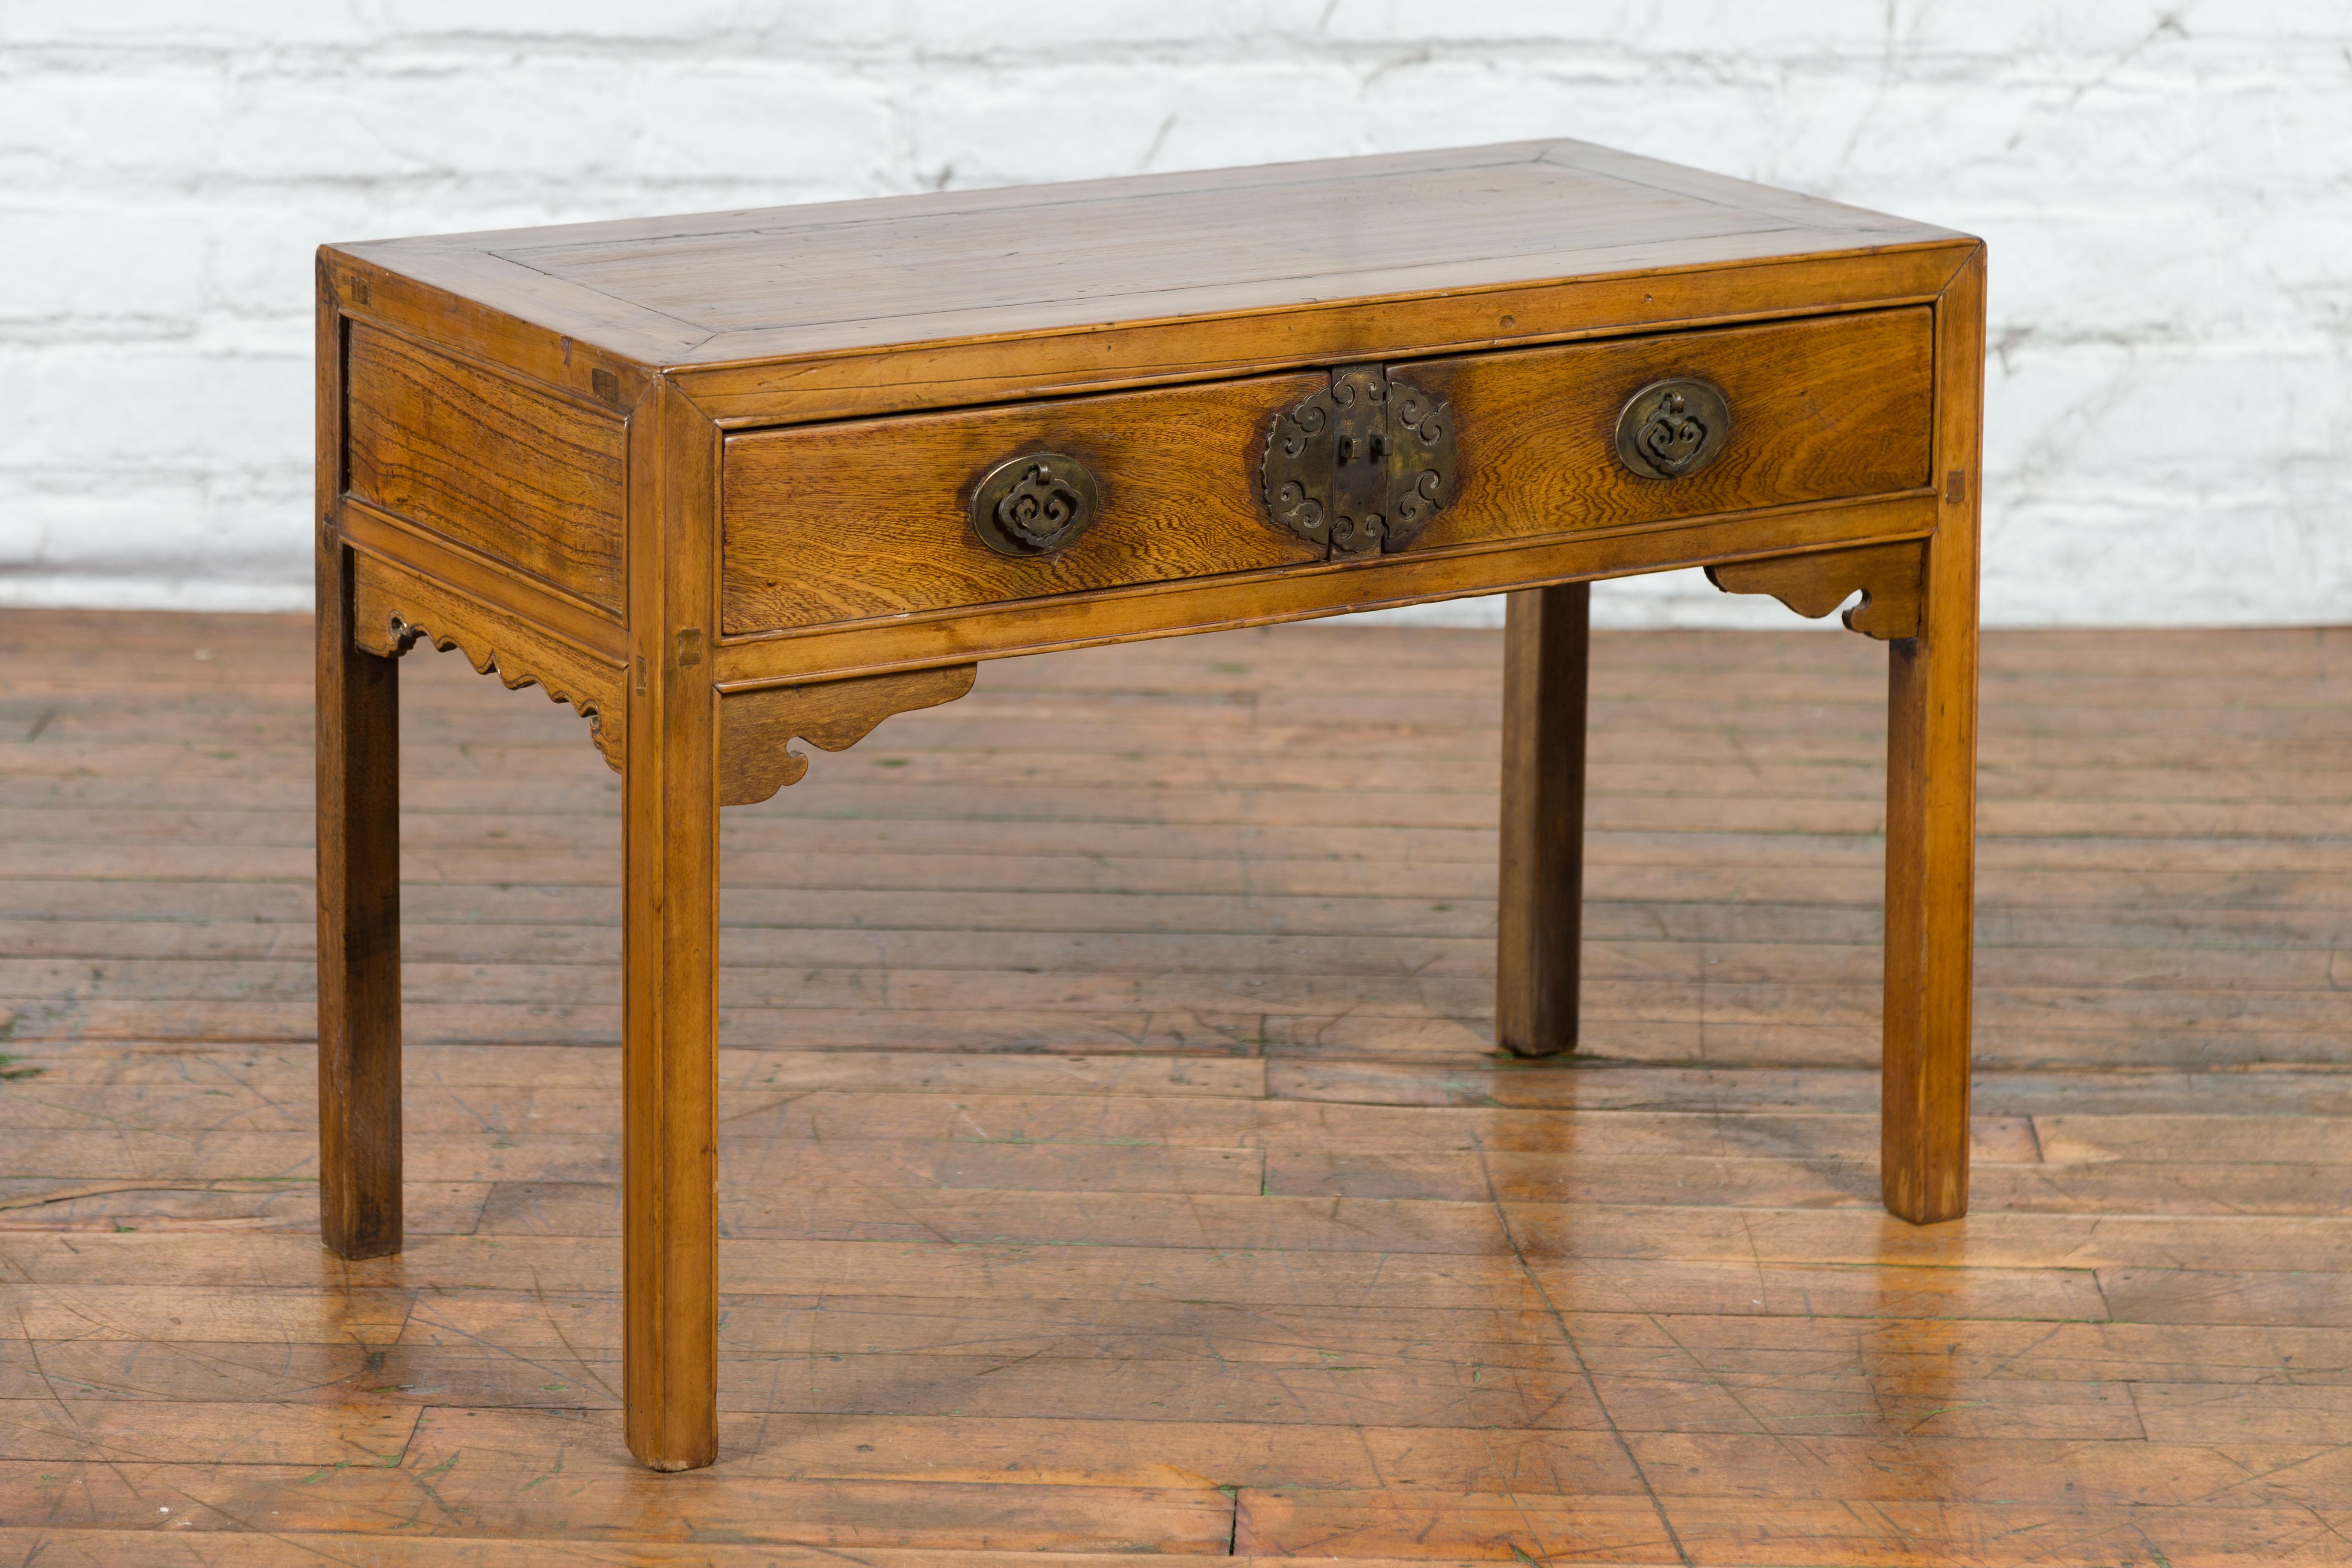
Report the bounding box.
[720,311,1931,640]
[722,372,1326,634]
[315,273,404,1263]
[708,492,1942,689]
[1403,307,1933,553]
[334,140,1962,371]
[619,382,726,1471]
[1495,583,1589,1059]
[344,322,628,614]
[350,550,625,770]
[1880,247,1985,1225]
[6,606,2345,1562]
[1709,540,1927,640]
[719,665,978,806]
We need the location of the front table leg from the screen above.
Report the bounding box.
[1703,535,1976,1222]
[622,652,723,1471]
[1496,582,1591,1058]
[1881,536,1978,1224]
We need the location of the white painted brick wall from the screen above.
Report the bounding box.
[2,3,2347,627]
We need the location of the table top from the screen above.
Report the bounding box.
[335,140,1961,370]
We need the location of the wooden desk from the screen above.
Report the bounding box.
[315,140,1983,1472]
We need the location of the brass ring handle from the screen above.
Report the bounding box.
[970,452,1101,557]
[1614,378,1731,480]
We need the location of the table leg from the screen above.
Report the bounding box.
[1881,535,1979,1224]
[1496,582,1590,1058]
[317,535,404,1260]
[621,651,722,1471]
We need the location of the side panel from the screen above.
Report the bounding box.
[345,322,628,615]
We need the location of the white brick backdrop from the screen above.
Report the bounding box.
[2,2,2346,627]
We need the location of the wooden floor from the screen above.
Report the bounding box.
[0,607,2346,1565]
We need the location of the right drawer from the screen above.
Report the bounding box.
[1394,305,1935,552]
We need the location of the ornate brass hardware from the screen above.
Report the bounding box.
[1262,365,1458,557]
[971,452,1101,557]
[1614,377,1731,480]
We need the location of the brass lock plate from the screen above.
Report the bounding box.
[1614,378,1732,480]
[1262,365,1458,557]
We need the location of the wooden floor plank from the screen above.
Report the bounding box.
[0,607,2344,1564]
[0,1534,1598,1568]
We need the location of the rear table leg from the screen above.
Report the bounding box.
[1496,582,1591,1059]
[317,532,403,1260]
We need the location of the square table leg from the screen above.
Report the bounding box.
[316,531,404,1261]
[621,387,724,1473]
[1882,246,1984,1225]
[1496,582,1591,1058]
[1880,533,1980,1225]
[619,711,720,1471]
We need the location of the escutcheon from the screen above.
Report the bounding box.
[1262,364,1458,558]
[1614,377,1732,480]
[970,452,1102,557]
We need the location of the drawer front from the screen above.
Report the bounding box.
[723,371,1328,636]
[1403,306,1933,554]
[720,307,1932,637]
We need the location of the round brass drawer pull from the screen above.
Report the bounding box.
[1614,377,1731,480]
[970,452,1101,557]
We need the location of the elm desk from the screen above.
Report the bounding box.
[315,141,1984,1472]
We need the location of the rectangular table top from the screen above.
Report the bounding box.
[333,140,1962,370]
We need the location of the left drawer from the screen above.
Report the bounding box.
[343,323,628,615]
[720,371,1331,637]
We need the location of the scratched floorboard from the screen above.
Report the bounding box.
[0,607,2347,1566]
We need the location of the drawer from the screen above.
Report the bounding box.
[722,371,1327,636]
[720,306,1933,636]
[1404,306,1933,553]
